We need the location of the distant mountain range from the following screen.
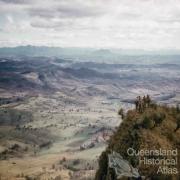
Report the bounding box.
[0,45,180,63]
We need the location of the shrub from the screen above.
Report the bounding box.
[153,112,166,127]
[142,116,154,129]
[150,103,157,110]
[72,159,80,165]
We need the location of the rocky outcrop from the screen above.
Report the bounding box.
[108,152,140,179]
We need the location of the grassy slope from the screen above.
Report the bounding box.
[96,104,180,180]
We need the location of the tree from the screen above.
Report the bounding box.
[118,108,124,119]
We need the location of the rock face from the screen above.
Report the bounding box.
[108,152,140,179]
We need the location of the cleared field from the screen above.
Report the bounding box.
[0,91,120,179]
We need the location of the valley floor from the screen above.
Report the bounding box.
[0,92,121,179]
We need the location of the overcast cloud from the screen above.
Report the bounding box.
[0,0,180,49]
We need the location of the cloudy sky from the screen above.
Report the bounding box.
[0,0,180,49]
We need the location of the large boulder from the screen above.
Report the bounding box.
[108,151,140,179]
